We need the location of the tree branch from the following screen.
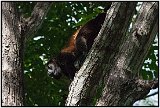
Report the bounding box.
[127,2,158,74]
[137,79,158,90]
[145,91,158,98]
[22,2,52,40]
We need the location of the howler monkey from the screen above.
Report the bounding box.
[47,6,110,80]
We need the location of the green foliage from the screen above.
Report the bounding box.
[140,35,158,80]
[16,2,158,106]
[16,2,36,18]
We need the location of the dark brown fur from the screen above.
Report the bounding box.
[47,13,106,80]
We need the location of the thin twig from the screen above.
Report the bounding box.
[145,91,158,98]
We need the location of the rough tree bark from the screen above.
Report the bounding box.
[66,2,158,106]
[96,2,158,106]
[2,2,52,106]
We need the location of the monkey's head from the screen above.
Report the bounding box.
[46,58,62,79]
[46,53,77,80]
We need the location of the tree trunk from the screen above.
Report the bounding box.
[66,2,158,106]
[2,2,52,106]
[2,2,24,106]
[96,2,158,106]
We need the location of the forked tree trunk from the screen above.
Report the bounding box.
[2,2,52,106]
[66,2,158,106]
[96,2,158,106]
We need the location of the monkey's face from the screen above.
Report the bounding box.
[47,59,62,79]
